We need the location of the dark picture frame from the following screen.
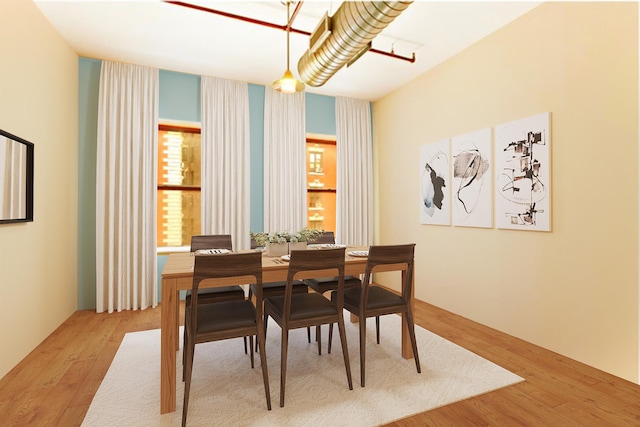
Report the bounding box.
[0,128,34,224]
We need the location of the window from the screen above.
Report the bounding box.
[156,124,201,248]
[306,137,337,232]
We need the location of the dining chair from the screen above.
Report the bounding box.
[247,237,313,351]
[189,235,245,302]
[264,247,353,407]
[182,252,271,427]
[330,244,421,387]
[184,235,248,362]
[303,231,368,352]
[315,230,336,244]
[304,231,363,295]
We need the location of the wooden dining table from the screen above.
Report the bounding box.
[159,246,414,414]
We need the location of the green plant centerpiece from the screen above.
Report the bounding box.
[250,228,323,256]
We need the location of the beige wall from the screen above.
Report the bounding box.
[0,0,78,378]
[373,2,639,382]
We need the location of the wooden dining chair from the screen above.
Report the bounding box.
[189,235,245,303]
[315,230,336,244]
[182,252,271,427]
[263,247,353,407]
[184,235,248,361]
[247,237,312,351]
[303,231,367,353]
[330,244,421,387]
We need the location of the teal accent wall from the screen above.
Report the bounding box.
[158,70,201,122]
[248,84,265,233]
[306,93,336,135]
[77,57,101,310]
[78,61,339,309]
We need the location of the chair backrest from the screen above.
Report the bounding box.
[315,231,335,244]
[190,234,233,252]
[363,244,416,300]
[285,247,346,316]
[191,251,263,313]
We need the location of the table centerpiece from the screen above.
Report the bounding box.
[250,228,323,256]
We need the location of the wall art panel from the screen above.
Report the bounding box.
[494,112,551,231]
[451,128,492,228]
[419,139,450,225]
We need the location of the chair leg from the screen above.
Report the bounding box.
[316,325,322,355]
[328,323,334,354]
[244,292,251,354]
[307,326,311,343]
[376,316,380,344]
[359,316,367,387]
[404,309,421,373]
[249,288,258,352]
[256,312,269,352]
[249,334,255,368]
[280,329,289,407]
[182,328,186,381]
[262,313,272,353]
[182,318,190,382]
[181,333,196,427]
[337,315,353,390]
[256,322,272,410]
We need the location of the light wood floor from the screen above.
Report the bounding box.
[2,299,640,426]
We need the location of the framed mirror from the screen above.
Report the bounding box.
[0,128,34,224]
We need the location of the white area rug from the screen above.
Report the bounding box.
[82,314,523,426]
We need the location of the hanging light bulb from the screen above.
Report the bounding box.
[272,2,305,94]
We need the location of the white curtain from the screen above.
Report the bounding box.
[96,61,158,313]
[200,76,251,249]
[336,96,373,245]
[263,88,306,232]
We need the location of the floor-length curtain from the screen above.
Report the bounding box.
[263,88,306,232]
[96,61,158,313]
[201,76,251,249]
[336,96,373,245]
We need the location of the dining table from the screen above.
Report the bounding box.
[159,245,415,414]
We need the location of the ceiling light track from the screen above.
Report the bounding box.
[163,1,415,64]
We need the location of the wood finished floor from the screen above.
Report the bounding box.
[1,299,640,426]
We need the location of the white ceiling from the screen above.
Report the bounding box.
[34,1,541,101]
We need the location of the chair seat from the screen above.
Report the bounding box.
[341,286,404,310]
[251,280,308,298]
[304,275,361,294]
[265,293,338,321]
[249,280,313,352]
[190,300,257,334]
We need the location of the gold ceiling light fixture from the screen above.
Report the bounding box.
[272,1,305,94]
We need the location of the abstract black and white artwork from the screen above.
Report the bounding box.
[494,112,550,231]
[451,128,492,228]
[419,139,450,225]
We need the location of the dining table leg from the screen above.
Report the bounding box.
[160,277,178,414]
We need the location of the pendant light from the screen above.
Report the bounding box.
[272,1,305,94]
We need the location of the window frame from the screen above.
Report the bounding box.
[156,123,202,251]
